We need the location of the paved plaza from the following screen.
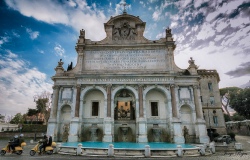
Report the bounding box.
[0,135,250,160]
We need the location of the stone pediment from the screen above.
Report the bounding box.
[86,13,157,44]
[105,13,147,43]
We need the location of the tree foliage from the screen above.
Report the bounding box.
[219,87,241,96]
[231,113,246,121]
[36,98,48,114]
[27,108,38,116]
[224,114,231,122]
[10,113,24,124]
[230,88,250,119]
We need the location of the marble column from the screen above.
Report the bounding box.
[47,85,60,141]
[52,85,60,119]
[193,85,202,119]
[170,85,184,143]
[170,85,177,118]
[193,85,210,143]
[75,85,81,117]
[139,84,143,117]
[107,84,112,117]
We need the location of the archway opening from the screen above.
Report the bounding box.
[114,89,136,142]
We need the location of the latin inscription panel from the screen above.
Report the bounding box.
[84,49,166,70]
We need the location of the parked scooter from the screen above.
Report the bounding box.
[0,142,26,155]
[30,141,56,156]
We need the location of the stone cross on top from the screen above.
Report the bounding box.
[120,0,128,13]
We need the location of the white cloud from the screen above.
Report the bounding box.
[26,28,39,40]
[0,51,52,116]
[152,10,161,21]
[0,36,9,46]
[54,44,65,57]
[196,22,216,40]
[38,49,44,54]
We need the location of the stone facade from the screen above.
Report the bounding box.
[47,12,226,144]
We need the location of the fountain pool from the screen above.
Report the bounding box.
[61,141,195,149]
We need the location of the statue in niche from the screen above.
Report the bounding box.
[118,106,127,118]
[183,126,189,143]
[62,124,70,142]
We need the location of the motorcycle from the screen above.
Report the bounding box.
[0,142,26,155]
[30,141,56,156]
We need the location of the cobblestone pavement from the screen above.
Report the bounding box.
[0,135,250,160]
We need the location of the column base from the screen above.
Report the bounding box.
[138,135,148,143]
[69,118,80,142]
[103,135,113,142]
[196,118,210,144]
[68,135,78,142]
[137,118,148,142]
[174,136,185,144]
[47,118,57,141]
[103,118,113,142]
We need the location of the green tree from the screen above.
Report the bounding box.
[10,113,24,124]
[230,88,250,119]
[26,108,38,123]
[224,114,231,122]
[219,87,241,96]
[36,98,48,114]
[231,113,246,121]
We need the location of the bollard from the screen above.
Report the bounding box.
[223,142,227,146]
[198,145,205,156]
[108,144,114,156]
[176,145,183,157]
[30,139,34,144]
[209,142,215,154]
[144,145,151,157]
[76,143,82,155]
[235,143,242,151]
[54,143,61,154]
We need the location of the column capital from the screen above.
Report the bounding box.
[75,84,81,88]
[192,85,199,89]
[52,85,60,90]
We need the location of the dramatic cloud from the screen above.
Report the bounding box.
[5,0,108,40]
[0,51,52,115]
[225,62,250,78]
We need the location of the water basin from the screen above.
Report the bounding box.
[61,141,195,150]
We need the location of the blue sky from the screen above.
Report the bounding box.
[0,0,249,116]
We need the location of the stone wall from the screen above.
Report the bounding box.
[226,120,250,136]
[0,132,44,139]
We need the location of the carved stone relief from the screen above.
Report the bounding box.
[113,20,137,40]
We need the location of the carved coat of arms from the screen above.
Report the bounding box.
[113,20,137,40]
